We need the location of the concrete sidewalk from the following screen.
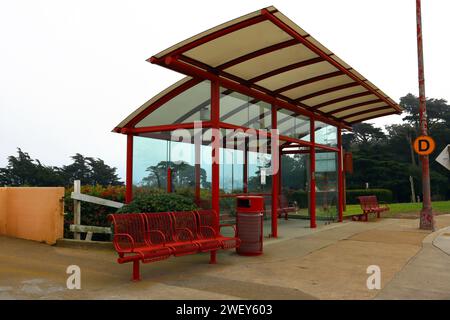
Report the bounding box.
[1,215,449,299]
[376,216,450,300]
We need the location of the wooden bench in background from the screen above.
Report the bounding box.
[352,195,389,221]
[277,194,297,220]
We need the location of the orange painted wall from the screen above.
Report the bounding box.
[0,187,64,245]
[0,188,6,234]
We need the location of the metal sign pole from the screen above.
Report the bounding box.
[416,0,434,230]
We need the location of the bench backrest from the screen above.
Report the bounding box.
[279,194,294,208]
[109,210,221,247]
[196,209,218,238]
[357,195,379,210]
[108,213,147,250]
[171,211,199,241]
[143,212,175,244]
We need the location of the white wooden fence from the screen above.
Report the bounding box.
[70,180,124,241]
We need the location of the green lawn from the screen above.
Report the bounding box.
[344,200,450,218]
[290,200,450,220]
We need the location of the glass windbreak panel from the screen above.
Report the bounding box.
[133,136,168,191]
[136,81,211,127]
[277,109,310,141]
[315,151,338,221]
[219,147,244,216]
[220,148,244,194]
[220,88,271,130]
[133,132,213,208]
[280,153,310,218]
[247,151,272,193]
[169,140,195,199]
[314,121,337,147]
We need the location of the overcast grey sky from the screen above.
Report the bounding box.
[1,0,449,181]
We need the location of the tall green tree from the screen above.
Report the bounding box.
[0,149,123,187]
[0,148,64,186]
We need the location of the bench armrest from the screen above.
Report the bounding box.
[145,230,166,245]
[113,233,135,252]
[174,227,195,242]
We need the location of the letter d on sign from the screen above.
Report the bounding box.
[66,265,81,289]
[366,265,381,290]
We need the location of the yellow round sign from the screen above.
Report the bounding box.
[413,136,435,155]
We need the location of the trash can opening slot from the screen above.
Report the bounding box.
[237,199,251,208]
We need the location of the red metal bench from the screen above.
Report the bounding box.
[353,195,389,221]
[108,210,240,281]
[277,194,297,220]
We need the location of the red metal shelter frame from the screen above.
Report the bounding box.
[116,7,401,237]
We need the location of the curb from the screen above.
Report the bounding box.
[56,238,113,250]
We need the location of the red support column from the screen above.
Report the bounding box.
[416,0,434,230]
[125,134,133,204]
[310,119,317,228]
[337,127,344,222]
[210,80,220,264]
[271,105,279,238]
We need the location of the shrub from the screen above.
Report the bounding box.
[117,192,198,213]
[346,189,393,204]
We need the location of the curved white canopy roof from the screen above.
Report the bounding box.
[116,6,401,131]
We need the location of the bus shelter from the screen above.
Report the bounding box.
[114,6,401,237]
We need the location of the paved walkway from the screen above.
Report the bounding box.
[1,215,450,299]
[376,216,450,299]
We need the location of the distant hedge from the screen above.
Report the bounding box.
[286,190,308,208]
[346,189,393,204]
[285,188,393,207]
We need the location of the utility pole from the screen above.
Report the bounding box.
[416,0,434,230]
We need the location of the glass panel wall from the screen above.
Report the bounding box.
[277,109,310,141]
[280,152,310,218]
[315,150,338,221]
[220,88,271,130]
[314,121,337,147]
[133,135,169,191]
[133,133,213,206]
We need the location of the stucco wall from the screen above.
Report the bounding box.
[0,188,7,234]
[0,187,64,245]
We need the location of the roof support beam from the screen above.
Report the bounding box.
[157,57,351,130]
[348,111,398,124]
[295,82,359,102]
[340,106,392,120]
[312,91,373,110]
[249,57,324,83]
[216,39,298,70]
[149,13,270,62]
[325,99,383,115]
[274,71,344,94]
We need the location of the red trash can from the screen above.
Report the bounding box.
[235,196,264,256]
